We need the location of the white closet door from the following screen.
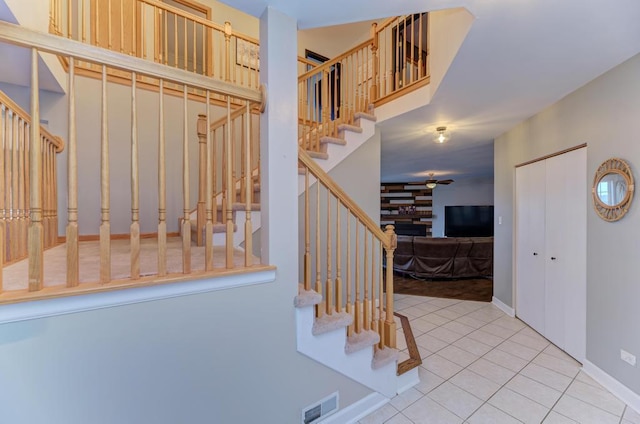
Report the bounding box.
[515,160,547,335]
[545,148,586,360]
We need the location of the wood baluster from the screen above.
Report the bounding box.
[132,0,136,56]
[4,111,11,262]
[224,22,231,82]
[418,13,424,79]
[371,232,376,332]
[119,0,124,52]
[99,64,110,284]
[243,102,252,267]
[363,226,370,331]
[192,19,196,73]
[240,112,246,204]
[325,191,333,315]
[370,22,378,101]
[335,199,342,313]
[28,48,44,291]
[130,71,140,279]
[204,91,214,270]
[212,127,217,205]
[304,166,311,291]
[196,114,206,247]
[10,113,18,260]
[315,181,323,317]
[66,58,78,286]
[67,0,72,38]
[24,119,30,259]
[107,0,112,50]
[157,79,167,276]
[346,213,353,336]
[224,97,233,268]
[173,13,178,67]
[378,239,385,348]
[39,136,46,251]
[82,0,86,43]
[181,84,191,273]
[52,140,59,248]
[94,0,100,47]
[0,105,5,290]
[410,15,415,84]
[394,17,400,91]
[164,9,168,64]
[383,224,397,348]
[183,16,187,71]
[354,220,361,333]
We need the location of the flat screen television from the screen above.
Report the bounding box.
[444,206,494,237]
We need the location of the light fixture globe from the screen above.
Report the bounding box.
[434,126,450,144]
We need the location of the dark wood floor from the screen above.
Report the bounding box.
[392,272,493,302]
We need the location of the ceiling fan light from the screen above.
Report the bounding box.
[434,126,450,144]
[426,182,437,189]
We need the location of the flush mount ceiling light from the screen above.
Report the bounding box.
[434,126,450,144]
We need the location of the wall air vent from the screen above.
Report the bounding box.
[301,392,339,423]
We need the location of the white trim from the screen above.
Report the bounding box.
[0,269,276,324]
[318,392,388,424]
[492,296,515,317]
[582,359,640,414]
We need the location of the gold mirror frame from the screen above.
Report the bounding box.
[592,158,634,222]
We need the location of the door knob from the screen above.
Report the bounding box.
[551,257,557,260]
[533,252,538,256]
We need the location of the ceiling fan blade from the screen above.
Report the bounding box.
[437,179,454,185]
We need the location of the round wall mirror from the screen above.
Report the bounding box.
[592,158,634,222]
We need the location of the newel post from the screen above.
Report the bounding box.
[196,114,207,246]
[383,224,397,348]
[370,22,379,102]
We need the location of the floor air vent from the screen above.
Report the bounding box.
[302,392,339,423]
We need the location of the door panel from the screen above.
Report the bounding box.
[515,160,546,335]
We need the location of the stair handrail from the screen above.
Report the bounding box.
[299,148,397,349]
[0,89,65,268]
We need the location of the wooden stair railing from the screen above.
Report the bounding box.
[0,90,64,270]
[298,148,397,349]
[0,20,265,302]
[194,104,260,248]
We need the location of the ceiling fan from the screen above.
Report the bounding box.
[424,173,454,189]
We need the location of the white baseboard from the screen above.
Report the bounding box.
[319,392,388,424]
[492,296,515,317]
[582,360,640,415]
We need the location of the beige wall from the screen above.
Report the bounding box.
[494,53,640,395]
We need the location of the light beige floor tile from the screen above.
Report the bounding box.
[428,381,483,419]
[483,348,529,372]
[467,403,523,424]
[491,316,527,332]
[505,374,562,408]
[428,298,462,308]
[421,313,452,326]
[481,323,518,339]
[428,327,465,344]
[414,367,445,394]
[452,337,493,356]
[623,406,640,424]
[404,296,430,306]
[414,302,444,314]
[532,353,580,378]
[410,317,439,334]
[519,363,573,392]
[541,344,573,362]
[390,387,424,411]
[438,345,479,367]
[565,380,625,416]
[384,413,414,424]
[466,308,504,323]
[573,371,603,389]
[542,411,578,423]
[441,320,476,336]
[449,369,500,401]
[488,388,550,424]
[509,331,550,352]
[454,315,486,329]
[403,306,430,318]
[496,339,540,361]
[359,403,399,424]
[423,354,464,380]
[467,358,516,385]
[467,329,505,347]
[434,308,465,321]
[552,394,620,424]
[396,333,408,351]
[415,333,448,353]
[397,350,411,363]
[403,396,464,424]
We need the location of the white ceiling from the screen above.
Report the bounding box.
[214,0,640,182]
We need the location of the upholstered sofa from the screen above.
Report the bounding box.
[393,236,493,279]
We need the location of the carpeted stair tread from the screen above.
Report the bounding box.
[345,329,380,354]
[338,123,363,133]
[355,111,377,122]
[294,284,323,307]
[216,203,261,211]
[312,311,353,336]
[306,150,329,160]
[320,136,347,146]
[371,347,399,370]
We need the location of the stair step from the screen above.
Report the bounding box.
[372,347,399,370]
[294,284,323,307]
[312,311,353,336]
[320,136,347,147]
[354,111,377,122]
[345,329,380,354]
[306,150,329,160]
[337,123,363,134]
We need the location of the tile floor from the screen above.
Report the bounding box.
[359,294,640,424]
